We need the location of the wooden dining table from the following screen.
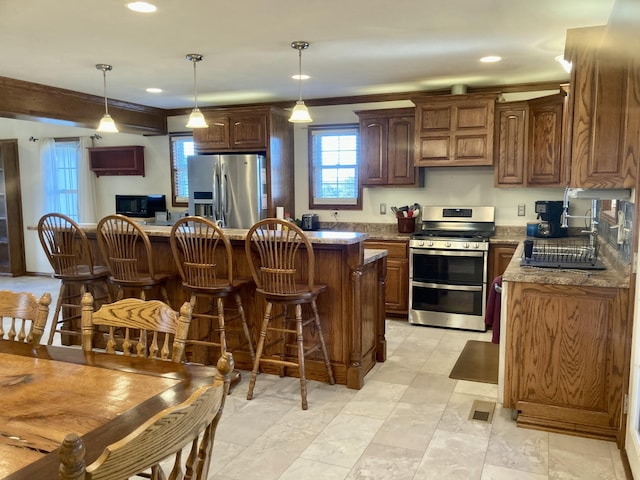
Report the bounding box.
[0,340,219,479]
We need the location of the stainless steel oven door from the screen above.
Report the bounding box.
[409,248,488,331]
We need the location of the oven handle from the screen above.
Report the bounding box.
[410,248,485,258]
[411,281,483,292]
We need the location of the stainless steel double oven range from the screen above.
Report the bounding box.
[409,206,495,331]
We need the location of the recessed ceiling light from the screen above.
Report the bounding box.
[292,74,310,80]
[480,55,502,63]
[146,87,162,93]
[126,2,157,13]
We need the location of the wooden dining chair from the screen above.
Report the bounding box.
[37,212,112,345]
[170,216,255,366]
[80,292,192,362]
[0,290,51,344]
[58,351,234,480]
[244,218,334,410]
[96,214,174,306]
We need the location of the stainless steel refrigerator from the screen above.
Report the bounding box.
[187,153,267,229]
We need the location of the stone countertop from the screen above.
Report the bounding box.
[502,241,630,288]
[73,223,368,246]
[363,248,388,264]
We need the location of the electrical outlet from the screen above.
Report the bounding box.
[380,203,386,215]
[517,203,526,216]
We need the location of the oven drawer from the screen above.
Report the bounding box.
[411,282,485,316]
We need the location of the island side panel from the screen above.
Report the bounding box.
[86,229,380,389]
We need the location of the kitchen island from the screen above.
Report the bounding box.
[500,240,631,443]
[74,224,387,390]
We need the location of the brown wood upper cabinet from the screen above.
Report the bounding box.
[194,107,269,151]
[192,105,295,218]
[413,93,496,167]
[564,26,640,188]
[88,146,145,177]
[494,91,568,187]
[356,108,421,186]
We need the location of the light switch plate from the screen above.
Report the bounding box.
[517,204,526,216]
[380,203,386,215]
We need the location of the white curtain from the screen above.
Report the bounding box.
[77,137,98,222]
[40,137,58,215]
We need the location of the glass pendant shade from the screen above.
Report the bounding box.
[97,113,118,133]
[96,64,118,133]
[289,100,312,123]
[288,41,312,124]
[186,108,208,128]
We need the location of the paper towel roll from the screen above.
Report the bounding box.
[276,206,285,219]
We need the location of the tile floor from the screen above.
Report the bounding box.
[1,275,629,480]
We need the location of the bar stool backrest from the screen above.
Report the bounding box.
[245,218,315,294]
[170,216,234,288]
[97,214,156,282]
[38,213,96,277]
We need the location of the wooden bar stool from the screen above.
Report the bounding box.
[37,213,112,345]
[244,218,334,410]
[97,214,173,306]
[170,216,255,367]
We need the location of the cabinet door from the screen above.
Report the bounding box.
[415,94,495,167]
[230,114,267,149]
[566,27,638,188]
[387,115,416,185]
[0,140,25,276]
[527,93,566,186]
[359,117,387,185]
[488,244,516,286]
[505,282,628,440]
[494,103,527,186]
[194,115,230,150]
[364,240,409,315]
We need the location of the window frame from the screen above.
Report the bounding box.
[307,123,362,210]
[169,134,194,208]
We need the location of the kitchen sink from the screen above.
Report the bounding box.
[520,242,606,270]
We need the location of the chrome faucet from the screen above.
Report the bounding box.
[562,187,599,248]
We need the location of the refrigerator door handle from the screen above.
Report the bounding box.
[221,170,230,224]
[212,162,221,221]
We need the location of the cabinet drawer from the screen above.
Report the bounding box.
[365,240,407,259]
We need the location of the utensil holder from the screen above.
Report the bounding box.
[397,216,416,233]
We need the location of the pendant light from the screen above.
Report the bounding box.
[96,64,118,133]
[185,53,208,129]
[288,41,312,123]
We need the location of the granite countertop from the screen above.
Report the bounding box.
[502,241,630,288]
[72,223,368,246]
[363,248,388,264]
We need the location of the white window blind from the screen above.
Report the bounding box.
[170,135,194,206]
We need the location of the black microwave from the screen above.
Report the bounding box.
[115,194,166,218]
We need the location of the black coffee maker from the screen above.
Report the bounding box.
[534,200,568,238]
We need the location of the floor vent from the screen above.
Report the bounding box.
[469,400,496,424]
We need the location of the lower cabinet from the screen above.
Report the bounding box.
[364,240,409,317]
[488,243,517,284]
[504,281,629,441]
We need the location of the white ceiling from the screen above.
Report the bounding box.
[0,0,617,110]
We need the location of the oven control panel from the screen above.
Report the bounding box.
[410,239,489,251]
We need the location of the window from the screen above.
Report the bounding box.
[170,135,195,207]
[47,139,80,220]
[308,124,361,209]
